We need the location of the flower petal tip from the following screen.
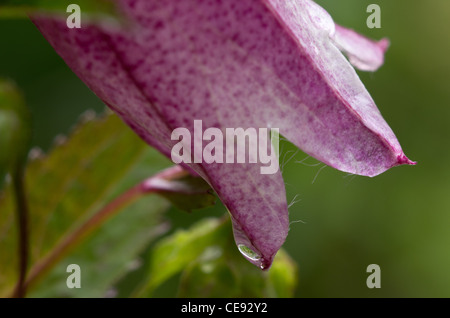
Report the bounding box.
[259,259,273,271]
[378,38,390,53]
[333,25,389,72]
[397,154,417,166]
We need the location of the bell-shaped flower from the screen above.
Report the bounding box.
[31,0,414,269]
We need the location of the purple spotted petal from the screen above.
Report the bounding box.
[32,0,413,269]
[333,24,390,72]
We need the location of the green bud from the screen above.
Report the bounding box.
[0,79,31,189]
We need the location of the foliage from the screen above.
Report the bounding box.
[0,110,298,297]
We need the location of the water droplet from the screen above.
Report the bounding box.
[238,244,260,261]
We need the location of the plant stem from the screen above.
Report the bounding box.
[11,166,29,298]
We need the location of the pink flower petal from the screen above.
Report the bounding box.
[31,0,413,269]
[333,24,390,72]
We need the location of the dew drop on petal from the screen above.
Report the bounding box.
[238,244,261,262]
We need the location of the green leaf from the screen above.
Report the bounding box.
[136,218,228,296]
[30,196,171,298]
[266,249,298,298]
[177,242,298,298]
[136,217,298,298]
[0,0,118,20]
[0,111,174,297]
[0,79,31,188]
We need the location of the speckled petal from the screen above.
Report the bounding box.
[32,0,413,269]
[332,24,390,72]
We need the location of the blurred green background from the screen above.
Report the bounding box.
[0,0,449,297]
